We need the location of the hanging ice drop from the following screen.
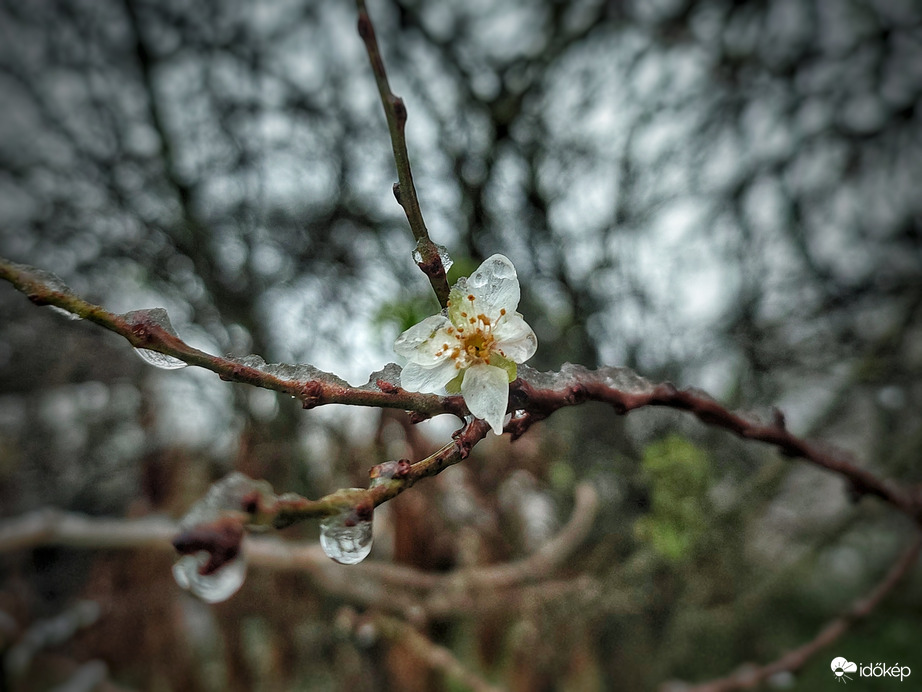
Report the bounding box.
[122,308,188,370]
[134,348,187,370]
[172,551,247,603]
[319,507,374,565]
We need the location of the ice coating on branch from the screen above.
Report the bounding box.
[360,362,403,392]
[179,471,275,528]
[232,354,268,369]
[597,366,654,394]
[319,493,374,565]
[122,308,187,370]
[228,356,350,387]
[12,261,82,320]
[412,239,453,273]
[172,551,247,604]
[171,472,276,603]
[517,363,653,394]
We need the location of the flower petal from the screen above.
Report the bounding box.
[461,363,510,434]
[400,360,460,393]
[394,314,453,366]
[467,254,520,316]
[493,313,538,363]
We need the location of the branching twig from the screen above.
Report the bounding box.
[1,258,919,525]
[260,419,490,527]
[355,0,450,307]
[433,481,599,590]
[0,481,600,620]
[357,611,505,692]
[670,533,922,692]
[511,367,922,523]
[0,257,459,418]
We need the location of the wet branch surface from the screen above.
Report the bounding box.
[0,481,602,622]
[355,0,450,307]
[2,255,920,529]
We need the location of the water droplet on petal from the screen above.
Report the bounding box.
[320,504,373,565]
[173,551,246,603]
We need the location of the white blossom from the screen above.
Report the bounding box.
[395,254,537,434]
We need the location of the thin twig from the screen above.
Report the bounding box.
[366,612,505,692]
[671,533,922,692]
[264,418,490,527]
[355,0,450,307]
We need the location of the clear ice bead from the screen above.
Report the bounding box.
[319,505,374,565]
[134,348,187,370]
[412,239,453,273]
[172,551,246,604]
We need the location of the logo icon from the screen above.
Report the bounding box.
[831,657,857,683]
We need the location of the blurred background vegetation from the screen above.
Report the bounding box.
[0,0,920,689]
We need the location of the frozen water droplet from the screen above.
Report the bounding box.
[134,348,187,370]
[173,551,246,603]
[48,306,82,321]
[122,308,188,370]
[412,240,453,273]
[181,471,275,528]
[320,503,373,565]
[437,244,453,272]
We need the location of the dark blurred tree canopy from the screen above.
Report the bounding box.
[0,0,920,689]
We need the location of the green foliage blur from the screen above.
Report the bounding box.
[634,435,711,563]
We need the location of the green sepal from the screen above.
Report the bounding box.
[445,370,465,394]
[489,353,517,382]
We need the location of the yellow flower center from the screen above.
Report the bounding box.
[437,295,508,369]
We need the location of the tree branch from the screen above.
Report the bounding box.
[2,258,918,525]
[0,481,600,620]
[352,611,504,692]
[671,532,922,692]
[355,0,450,307]
[0,257,460,418]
